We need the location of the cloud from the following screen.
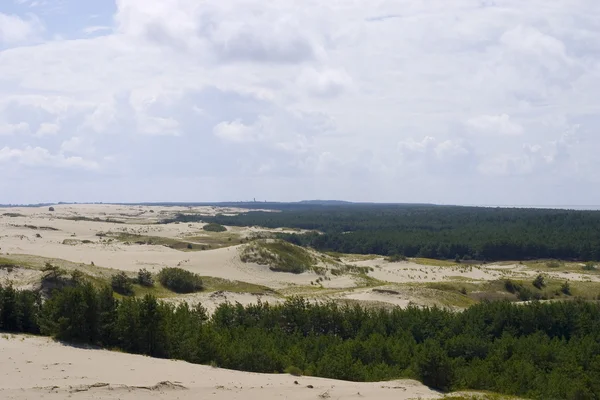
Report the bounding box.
[35,122,60,137]
[83,26,113,36]
[467,114,524,136]
[1,0,600,204]
[0,122,29,135]
[0,146,99,170]
[297,68,352,98]
[0,13,43,44]
[213,120,256,143]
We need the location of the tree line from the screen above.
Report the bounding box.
[177,205,600,261]
[2,282,600,399]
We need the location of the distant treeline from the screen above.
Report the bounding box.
[174,205,600,261]
[2,283,600,398]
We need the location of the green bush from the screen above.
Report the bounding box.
[240,240,315,274]
[583,262,597,271]
[561,281,571,295]
[203,223,227,232]
[111,272,134,296]
[386,253,407,262]
[285,365,303,376]
[533,274,546,289]
[504,279,519,294]
[137,269,154,287]
[158,267,203,293]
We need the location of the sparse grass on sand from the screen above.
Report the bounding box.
[108,232,204,251]
[240,240,316,273]
[184,231,244,249]
[201,276,277,295]
[414,258,461,267]
[522,259,600,275]
[443,392,524,400]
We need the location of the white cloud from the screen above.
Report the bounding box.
[467,114,524,136]
[297,68,352,98]
[83,26,113,35]
[60,137,86,154]
[0,122,29,135]
[0,0,600,203]
[0,146,99,170]
[0,13,43,44]
[35,122,60,137]
[213,120,257,143]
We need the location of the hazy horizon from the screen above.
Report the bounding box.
[2,200,600,211]
[1,1,599,204]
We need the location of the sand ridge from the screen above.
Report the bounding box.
[0,334,441,400]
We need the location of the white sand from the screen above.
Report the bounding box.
[0,334,441,400]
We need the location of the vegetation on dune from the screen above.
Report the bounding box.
[201,276,275,295]
[2,282,600,399]
[172,205,600,261]
[137,268,154,287]
[203,223,227,232]
[109,233,199,251]
[157,267,203,293]
[111,272,134,296]
[2,212,25,217]
[63,216,124,223]
[240,240,316,273]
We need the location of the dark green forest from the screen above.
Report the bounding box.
[2,282,600,399]
[173,205,600,261]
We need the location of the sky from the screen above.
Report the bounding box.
[1,0,599,205]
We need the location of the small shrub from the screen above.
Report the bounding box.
[42,263,65,281]
[203,223,227,232]
[285,366,303,376]
[48,206,55,212]
[504,279,518,294]
[583,262,597,271]
[158,267,203,293]
[137,268,154,287]
[111,272,134,296]
[561,281,571,295]
[546,260,562,268]
[517,287,533,301]
[533,274,546,289]
[386,253,407,262]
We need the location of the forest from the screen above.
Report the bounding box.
[175,204,600,261]
[2,282,600,399]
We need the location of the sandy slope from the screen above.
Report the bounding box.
[0,205,355,290]
[0,334,441,400]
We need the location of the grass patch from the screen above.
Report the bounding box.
[443,392,522,400]
[2,212,25,217]
[240,240,316,274]
[414,258,460,267]
[185,231,243,249]
[201,276,277,295]
[109,233,202,251]
[337,253,380,262]
[203,223,227,232]
[62,216,125,224]
[62,238,94,245]
[132,282,175,298]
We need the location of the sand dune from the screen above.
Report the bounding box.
[0,334,441,400]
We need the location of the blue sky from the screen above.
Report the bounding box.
[1,0,599,204]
